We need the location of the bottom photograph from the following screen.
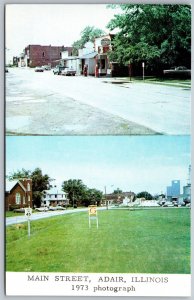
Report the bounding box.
[5,135,191,296]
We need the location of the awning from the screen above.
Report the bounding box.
[79,52,98,59]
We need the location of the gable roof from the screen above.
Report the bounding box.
[6,180,26,193]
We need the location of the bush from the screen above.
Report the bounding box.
[9,205,20,211]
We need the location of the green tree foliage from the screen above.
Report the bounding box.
[113,188,122,194]
[62,179,103,207]
[136,191,153,200]
[107,5,191,73]
[72,26,105,55]
[62,179,87,206]
[8,168,53,207]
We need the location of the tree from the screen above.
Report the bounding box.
[61,179,103,207]
[136,191,153,200]
[113,188,122,194]
[8,168,53,207]
[72,26,105,55]
[107,5,191,74]
[62,179,87,206]
[85,188,103,206]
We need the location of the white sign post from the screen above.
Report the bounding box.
[88,205,98,229]
[25,207,32,238]
[142,62,145,80]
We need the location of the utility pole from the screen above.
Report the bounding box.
[104,186,108,210]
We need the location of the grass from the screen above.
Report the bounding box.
[110,76,191,88]
[6,208,190,274]
[6,211,25,217]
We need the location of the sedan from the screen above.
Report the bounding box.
[34,66,44,72]
[163,66,191,78]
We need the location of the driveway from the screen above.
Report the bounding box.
[6,68,191,135]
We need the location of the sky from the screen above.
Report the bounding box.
[6,135,191,195]
[5,4,121,61]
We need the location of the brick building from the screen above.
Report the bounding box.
[24,45,73,67]
[5,179,32,210]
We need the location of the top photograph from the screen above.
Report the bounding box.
[5,4,191,136]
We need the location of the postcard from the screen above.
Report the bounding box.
[5,3,191,297]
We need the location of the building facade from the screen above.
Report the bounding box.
[24,45,66,67]
[5,179,33,210]
[166,180,180,199]
[42,187,69,207]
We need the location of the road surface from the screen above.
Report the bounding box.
[6,208,90,226]
[6,68,191,135]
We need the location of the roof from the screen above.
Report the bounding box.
[79,51,98,59]
[6,180,26,192]
[44,187,67,195]
[61,56,79,61]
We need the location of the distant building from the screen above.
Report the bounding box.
[23,45,67,67]
[166,180,180,199]
[5,179,33,210]
[42,186,69,207]
[103,191,135,206]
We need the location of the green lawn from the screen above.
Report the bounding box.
[6,208,190,273]
[111,77,191,88]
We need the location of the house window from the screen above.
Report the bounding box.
[60,52,62,58]
[16,193,21,204]
[42,52,45,57]
[27,183,31,191]
[28,195,30,203]
[55,194,57,198]
[23,196,26,204]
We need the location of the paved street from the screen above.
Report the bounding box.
[6,207,108,226]
[6,208,89,226]
[6,68,191,135]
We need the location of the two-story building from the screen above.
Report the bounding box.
[23,45,69,67]
[42,186,69,207]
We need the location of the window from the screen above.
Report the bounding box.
[100,59,105,70]
[42,52,45,57]
[16,193,21,204]
[55,194,57,198]
[23,196,26,204]
[28,195,30,203]
[27,182,31,191]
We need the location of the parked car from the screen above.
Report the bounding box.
[35,207,48,212]
[61,67,76,76]
[163,201,174,207]
[42,65,51,70]
[13,208,25,213]
[34,66,44,72]
[53,65,66,75]
[55,205,66,210]
[48,206,57,211]
[163,66,191,78]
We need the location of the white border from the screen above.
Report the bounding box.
[1,0,193,299]
[6,273,191,297]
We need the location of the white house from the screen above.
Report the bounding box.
[42,187,69,207]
